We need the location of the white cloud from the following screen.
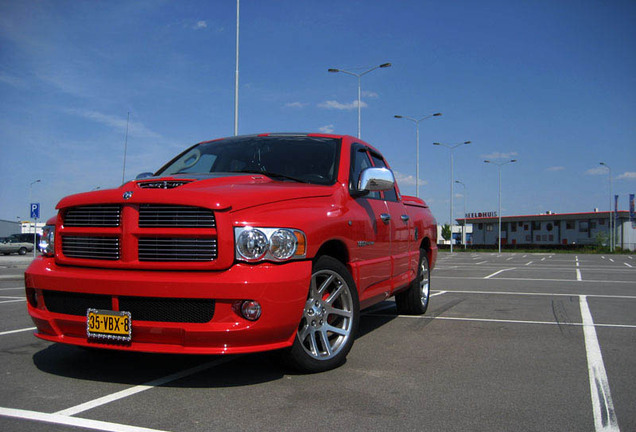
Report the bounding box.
[65,109,162,139]
[284,102,307,109]
[393,171,428,187]
[0,73,25,88]
[319,124,335,134]
[546,166,565,172]
[193,20,208,30]
[586,166,608,176]
[482,151,518,160]
[361,90,379,98]
[318,100,367,110]
[617,172,636,180]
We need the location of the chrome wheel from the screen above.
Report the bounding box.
[419,255,430,308]
[396,250,431,315]
[297,268,354,361]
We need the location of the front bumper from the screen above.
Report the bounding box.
[24,257,311,354]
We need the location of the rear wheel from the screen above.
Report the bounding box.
[285,256,359,373]
[18,247,27,255]
[395,249,430,315]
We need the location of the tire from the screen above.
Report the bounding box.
[18,247,27,255]
[395,249,431,315]
[285,256,360,373]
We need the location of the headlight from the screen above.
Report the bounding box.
[38,224,55,257]
[235,227,306,262]
[236,228,269,261]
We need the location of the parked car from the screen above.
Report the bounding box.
[10,233,41,244]
[1,238,34,255]
[25,133,438,372]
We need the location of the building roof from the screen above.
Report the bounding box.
[457,210,630,223]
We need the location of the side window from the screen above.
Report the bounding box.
[369,152,398,202]
[350,147,380,199]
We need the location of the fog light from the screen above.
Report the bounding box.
[240,300,262,321]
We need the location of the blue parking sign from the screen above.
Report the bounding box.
[30,203,40,219]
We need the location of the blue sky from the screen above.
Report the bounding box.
[1,0,635,225]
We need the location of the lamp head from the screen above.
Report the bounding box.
[394,115,403,119]
[328,68,339,73]
[433,113,442,116]
[379,63,391,68]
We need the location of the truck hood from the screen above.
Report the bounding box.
[56,174,335,212]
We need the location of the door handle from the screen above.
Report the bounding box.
[401,215,410,223]
[380,213,391,224]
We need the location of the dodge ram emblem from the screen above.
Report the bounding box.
[123,191,133,200]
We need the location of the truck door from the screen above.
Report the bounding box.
[368,152,412,284]
[350,145,392,300]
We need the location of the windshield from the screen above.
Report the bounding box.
[155,135,340,185]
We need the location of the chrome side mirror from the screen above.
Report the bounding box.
[135,172,154,180]
[358,167,395,192]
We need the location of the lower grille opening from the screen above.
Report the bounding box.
[40,291,215,324]
[43,290,112,316]
[119,297,215,323]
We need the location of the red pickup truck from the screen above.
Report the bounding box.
[26,133,437,372]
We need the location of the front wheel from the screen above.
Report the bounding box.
[284,256,360,373]
[395,249,431,315]
[18,247,27,255]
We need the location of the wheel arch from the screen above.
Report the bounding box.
[313,239,350,266]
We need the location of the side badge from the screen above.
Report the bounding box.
[123,191,133,200]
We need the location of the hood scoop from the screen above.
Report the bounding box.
[137,180,193,189]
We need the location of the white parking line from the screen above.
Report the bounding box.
[525,261,533,266]
[368,313,636,329]
[55,356,235,416]
[484,268,516,279]
[0,287,23,291]
[436,289,636,300]
[476,261,487,265]
[436,276,635,285]
[609,259,615,263]
[625,263,633,268]
[0,327,36,336]
[0,298,26,304]
[577,269,582,282]
[579,296,620,432]
[0,407,169,432]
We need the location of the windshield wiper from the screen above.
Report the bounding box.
[234,170,306,183]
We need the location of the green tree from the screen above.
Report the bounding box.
[441,224,451,241]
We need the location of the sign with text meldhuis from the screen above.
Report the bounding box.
[465,212,497,219]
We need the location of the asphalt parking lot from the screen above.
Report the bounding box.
[1,252,634,432]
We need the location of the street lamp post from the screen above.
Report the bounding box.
[29,179,41,257]
[600,162,613,252]
[484,159,516,254]
[394,113,442,197]
[455,180,467,250]
[434,141,471,253]
[234,0,240,136]
[328,63,391,138]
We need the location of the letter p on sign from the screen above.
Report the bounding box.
[30,203,40,219]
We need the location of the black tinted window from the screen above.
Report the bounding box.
[156,136,340,185]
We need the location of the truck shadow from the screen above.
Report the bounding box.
[31,306,401,387]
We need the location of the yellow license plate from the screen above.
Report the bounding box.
[87,309,132,342]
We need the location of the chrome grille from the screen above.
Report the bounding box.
[137,181,192,189]
[139,205,215,228]
[62,236,120,260]
[64,205,121,227]
[138,238,217,262]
